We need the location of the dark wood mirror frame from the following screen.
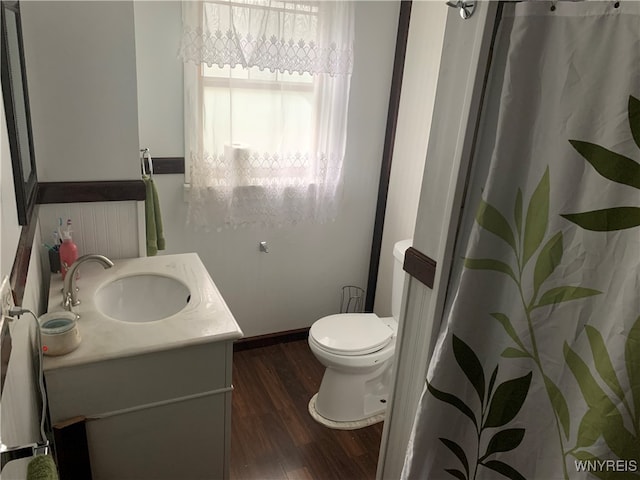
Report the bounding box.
[1,0,38,226]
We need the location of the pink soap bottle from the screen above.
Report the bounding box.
[59,230,78,280]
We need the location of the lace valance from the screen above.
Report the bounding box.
[179,0,354,76]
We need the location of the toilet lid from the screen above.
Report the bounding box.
[310,313,394,356]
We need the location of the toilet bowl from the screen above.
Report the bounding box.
[308,239,411,428]
[309,314,397,425]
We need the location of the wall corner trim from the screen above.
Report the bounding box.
[365,0,413,311]
[37,180,146,204]
[145,157,185,175]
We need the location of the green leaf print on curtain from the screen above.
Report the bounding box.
[562,95,640,231]
[563,319,640,471]
[428,334,532,480]
[464,169,602,479]
[558,95,640,476]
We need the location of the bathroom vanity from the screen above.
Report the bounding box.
[43,253,243,480]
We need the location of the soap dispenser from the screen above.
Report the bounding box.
[59,228,78,280]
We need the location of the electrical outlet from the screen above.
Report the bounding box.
[0,275,14,319]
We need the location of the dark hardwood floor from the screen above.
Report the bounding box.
[231,340,384,480]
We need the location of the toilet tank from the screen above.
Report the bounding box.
[391,239,412,320]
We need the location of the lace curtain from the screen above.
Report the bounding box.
[180,0,354,229]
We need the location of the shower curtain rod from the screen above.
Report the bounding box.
[448,0,615,16]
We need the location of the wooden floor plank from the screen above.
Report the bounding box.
[285,466,314,480]
[278,398,314,447]
[231,340,383,479]
[253,356,299,414]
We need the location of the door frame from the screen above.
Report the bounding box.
[377,2,503,478]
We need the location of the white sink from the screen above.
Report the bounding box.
[45,253,243,369]
[94,274,191,323]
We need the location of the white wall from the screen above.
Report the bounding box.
[20,1,140,182]
[373,2,447,317]
[1,101,21,277]
[133,1,400,337]
[134,1,183,156]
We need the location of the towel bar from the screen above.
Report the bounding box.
[1,442,49,469]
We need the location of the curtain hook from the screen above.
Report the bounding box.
[446,1,476,20]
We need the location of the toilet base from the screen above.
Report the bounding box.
[308,394,385,430]
[310,355,393,423]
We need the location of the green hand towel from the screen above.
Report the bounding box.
[143,175,165,256]
[152,176,165,251]
[27,455,59,480]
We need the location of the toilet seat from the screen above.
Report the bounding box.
[309,313,394,356]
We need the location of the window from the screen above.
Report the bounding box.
[201,65,315,184]
[180,0,354,229]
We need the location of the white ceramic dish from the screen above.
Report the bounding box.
[38,311,81,356]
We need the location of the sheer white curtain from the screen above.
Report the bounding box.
[180,0,354,229]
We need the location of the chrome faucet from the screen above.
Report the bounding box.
[62,254,114,311]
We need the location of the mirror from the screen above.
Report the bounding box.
[1,0,38,225]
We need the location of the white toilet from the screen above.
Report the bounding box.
[308,239,412,427]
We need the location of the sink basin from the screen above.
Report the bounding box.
[94,274,191,323]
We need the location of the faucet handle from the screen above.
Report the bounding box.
[61,289,80,308]
[61,293,80,319]
[62,290,73,309]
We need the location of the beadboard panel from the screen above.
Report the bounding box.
[38,202,143,260]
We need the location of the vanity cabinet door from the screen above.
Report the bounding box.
[85,392,228,480]
[46,341,234,479]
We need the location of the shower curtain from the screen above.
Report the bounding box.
[403,2,640,479]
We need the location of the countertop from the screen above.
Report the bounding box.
[44,253,243,371]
